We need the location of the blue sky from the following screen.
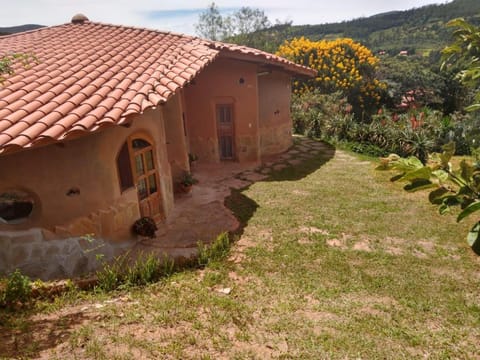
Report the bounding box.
[1,1,448,35]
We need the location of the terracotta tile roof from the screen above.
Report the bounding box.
[209,41,315,77]
[0,19,314,154]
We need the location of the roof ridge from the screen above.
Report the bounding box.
[0,19,314,155]
[69,20,196,40]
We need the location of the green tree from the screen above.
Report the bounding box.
[442,18,480,112]
[231,7,270,35]
[376,55,446,110]
[195,3,272,43]
[194,2,228,41]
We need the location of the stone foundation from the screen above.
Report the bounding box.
[0,229,133,280]
[0,201,140,280]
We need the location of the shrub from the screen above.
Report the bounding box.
[96,254,127,291]
[125,253,162,286]
[96,252,176,291]
[291,90,353,138]
[0,269,32,308]
[278,37,385,120]
[197,232,231,267]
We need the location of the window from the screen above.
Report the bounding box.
[131,139,159,199]
[0,190,34,224]
[117,142,134,192]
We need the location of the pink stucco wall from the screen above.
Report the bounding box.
[184,57,295,163]
[258,71,294,156]
[184,57,260,163]
[164,91,190,181]
[0,106,174,239]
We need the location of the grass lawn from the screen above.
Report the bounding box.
[1,138,479,359]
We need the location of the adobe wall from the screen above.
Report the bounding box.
[258,71,294,156]
[0,106,175,279]
[184,57,260,163]
[164,92,190,182]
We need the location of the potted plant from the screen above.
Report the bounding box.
[179,172,198,194]
[132,217,157,238]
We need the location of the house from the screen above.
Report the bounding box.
[0,15,315,279]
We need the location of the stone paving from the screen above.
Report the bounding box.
[132,137,333,260]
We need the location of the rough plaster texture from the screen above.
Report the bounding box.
[164,92,190,182]
[0,107,176,279]
[258,71,293,156]
[184,57,260,163]
[0,106,174,232]
[0,228,133,280]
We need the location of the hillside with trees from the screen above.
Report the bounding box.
[0,24,44,36]
[225,0,480,55]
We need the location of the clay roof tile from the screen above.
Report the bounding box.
[0,133,13,146]
[0,20,313,154]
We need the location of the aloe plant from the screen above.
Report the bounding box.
[377,142,480,254]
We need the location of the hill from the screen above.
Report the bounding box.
[235,0,480,55]
[0,24,44,36]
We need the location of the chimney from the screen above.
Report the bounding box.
[71,14,89,24]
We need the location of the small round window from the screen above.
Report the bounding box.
[0,190,34,224]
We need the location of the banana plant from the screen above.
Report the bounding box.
[377,142,480,254]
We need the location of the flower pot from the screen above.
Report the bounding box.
[180,184,193,194]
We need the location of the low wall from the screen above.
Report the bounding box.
[0,200,139,280]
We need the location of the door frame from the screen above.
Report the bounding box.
[127,133,164,220]
[215,102,236,161]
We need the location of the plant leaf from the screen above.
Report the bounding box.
[390,173,405,182]
[429,187,450,204]
[401,166,432,181]
[460,160,474,181]
[466,103,480,112]
[467,222,480,247]
[439,203,450,215]
[457,201,480,222]
[404,179,435,192]
[432,169,449,182]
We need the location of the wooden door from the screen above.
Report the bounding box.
[216,104,235,160]
[129,137,163,220]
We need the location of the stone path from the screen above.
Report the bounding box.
[132,137,333,260]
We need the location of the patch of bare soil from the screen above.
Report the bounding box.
[383,237,406,256]
[352,237,373,252]
[326,232,351,249]
[337,294,399,320]
[0,302,107,358]
[292,189,310,196]
[299,226,330,236]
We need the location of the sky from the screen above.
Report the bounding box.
[1,0,449,35]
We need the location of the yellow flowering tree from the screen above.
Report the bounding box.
[277,37,385,120]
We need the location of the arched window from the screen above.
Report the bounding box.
[117,141,134,192]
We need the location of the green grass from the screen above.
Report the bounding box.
[1,139,479,359]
